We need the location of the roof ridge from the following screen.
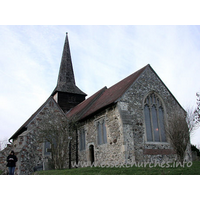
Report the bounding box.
[107,64,149,90]
[9,96,65,141]
[80,65,148,119]
[67,86,107,119]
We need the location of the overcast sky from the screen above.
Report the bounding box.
[0,25,200,146]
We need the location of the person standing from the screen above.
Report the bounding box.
[7,151,18,175]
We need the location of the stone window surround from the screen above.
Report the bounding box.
[143,91,169,144]
[95,116,108,145]
[145,141,169,145]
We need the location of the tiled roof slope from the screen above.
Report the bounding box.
[67,64,148,120]
[9,97,65,141]
[67,86,107,119]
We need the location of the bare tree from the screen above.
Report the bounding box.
[35,108,79,170]
[165,109,197,163]
[195,92,200,124]
[186,108,199,135]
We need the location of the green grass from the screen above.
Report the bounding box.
[0,170,3,175]
[34,161,200,175]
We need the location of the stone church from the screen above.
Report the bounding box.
[1,33,191,174]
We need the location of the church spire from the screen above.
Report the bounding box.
[52,33,86,96]
[57,32,75,87]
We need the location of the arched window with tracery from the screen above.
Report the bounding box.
[144,93,166,142]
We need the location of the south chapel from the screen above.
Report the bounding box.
[1,33,191,174]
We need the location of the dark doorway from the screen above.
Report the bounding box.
[89,145,95,165]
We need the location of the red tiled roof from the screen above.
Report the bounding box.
[67,65,149,120]
[67,86,107,118]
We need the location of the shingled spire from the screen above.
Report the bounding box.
[52,33,86,112]
[52,32,86,95]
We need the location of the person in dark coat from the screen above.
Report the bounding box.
[7,150,18,175]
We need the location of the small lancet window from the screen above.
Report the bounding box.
[97,119,107,145]
[80,128,86,151]
[144,93,166,142]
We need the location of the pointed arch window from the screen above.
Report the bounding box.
[144,93,166,142]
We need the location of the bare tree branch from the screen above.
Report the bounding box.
[34,108,79,170]
[194,92,200,124]
[165,111,190,163]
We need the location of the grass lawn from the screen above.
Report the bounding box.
[34,161,200,175]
